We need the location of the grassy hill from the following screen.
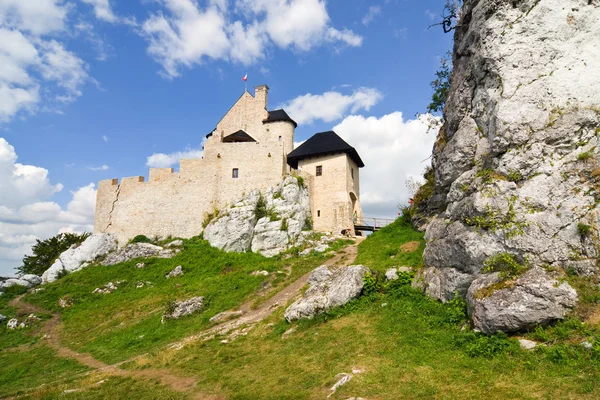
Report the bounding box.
[1,221,600,399]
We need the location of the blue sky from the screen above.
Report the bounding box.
[0,0,452,275]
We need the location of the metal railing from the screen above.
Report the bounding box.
[354,216,397,231]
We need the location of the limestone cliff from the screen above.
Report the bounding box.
[418,0,600,332]
[204,175,312,257]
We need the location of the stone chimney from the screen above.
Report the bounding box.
[254,84,269,109]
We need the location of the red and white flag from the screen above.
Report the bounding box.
[242,73,248,81]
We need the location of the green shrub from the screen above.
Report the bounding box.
[483,252,528,278]
[202,207,220,228]
[457,332,518,358]
[362,272,378,297]
[255,193,268,219]
[578,223,591,236]
[507,170,522,182]
[303,217,313,231]
[130,235,152,244]
[295,175,305,188]
[578,151,593,161]
[18,232,90,276]
[280,219,288,231]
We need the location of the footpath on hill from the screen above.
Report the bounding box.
[7,242,361,399]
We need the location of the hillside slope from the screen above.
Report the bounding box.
[1,222,599,399]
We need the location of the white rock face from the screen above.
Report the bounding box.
[42,234,118,283]
[2,274,42,289]
[103,243,178,266]
[165,265,183,279]
[418,0,600,331]
[518,339,540,350]
[205,176,311,257]
[467,268,578,334]
[284,265,368,322]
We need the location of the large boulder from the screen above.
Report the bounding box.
[1,274,42,289]
[205,176,312,257]
[284,265,367,322]
[467,267,578,334]
[42,233,118,283]
[102,242,178,266]
[416,0,600,331]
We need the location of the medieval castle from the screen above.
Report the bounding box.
[94,85,364,244]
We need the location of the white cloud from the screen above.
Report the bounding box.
[87,164,109,171]
[141,0,362,78]
[0,0,68,35]
[102,135,108,142]
[333,112,437,217]
[362,6,381,26]
[0,2,91,122]
[0,138,96,276]
[280,87,383,124]
[80,0,117,23]
[146,147,204,168]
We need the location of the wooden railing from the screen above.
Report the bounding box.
[354,216,397,232]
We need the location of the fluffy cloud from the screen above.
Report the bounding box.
[333,112,437,217]
[281,87,383,124]
[80,0,117,23]
[0,138,96,276]
[362,6,381,26]
[146,147,204,168]
[141,0,362,78]
[0,1,90,121]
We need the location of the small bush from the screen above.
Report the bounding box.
[457,332,518,358]
[483,252,528,278]
[295,175,305,188]
[202,207,220,228]
[280,218,288,231]
[255,193,268,219]
[303,217,313,231]
[273,191,282,200]
[130,235,152,244]
[507,170,522,182]
[578,223,591,237]
[362,272,378,297]
[577,151,593,161]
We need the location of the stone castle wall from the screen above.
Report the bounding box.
[94,85,362,243]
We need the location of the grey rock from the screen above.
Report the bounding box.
[162,296,205,323]
[284,265,368,321]
[165,239,183,248]
[328,373,352,398]
[2,278,33,289]
[135,262,145,269]
[92,282,118,295]
[518,339,539,350]
[7,318,18,330]
[413,266,474,302]
[21,274,42,286]
[0,314,6,322]
[581,341,594,350]
[209,310,244,323]
[58,296,73,308]
[385,268,398,281]
[250,270,269,276]
[103,243,177,266]
[566,260,598,278]
[42,233,118,283]
[467,268,578,334]
[165,266,183,279]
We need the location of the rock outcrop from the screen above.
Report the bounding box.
[162,297,205,323]
[418,0,600,331]
[205,175,311,257]
[102,243,179,266]
[284,265,367,321]
[0,274,42,290]
[42,233,118,283]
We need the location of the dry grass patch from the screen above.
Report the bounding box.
[399,241,421,253]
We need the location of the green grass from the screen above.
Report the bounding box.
[22,236,343,364]
[125,284,600,399]
[354,219,425,273]
[0,346,89,398]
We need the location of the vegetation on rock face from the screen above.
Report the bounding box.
[18,232,90,276]
[130,234,152,244]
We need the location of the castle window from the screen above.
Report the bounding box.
[232,168,239,178]
[351,168,354,179]
[317,210,321,217]
[278,136,282,141]
[316,165,322,176]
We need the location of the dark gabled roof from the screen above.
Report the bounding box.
[286,131,365,169]
[222,130,256,143]
[264,109,297,128]
[206,130,214,139]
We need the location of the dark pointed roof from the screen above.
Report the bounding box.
[286,131,364,169]
[223,130,256,143]
[264,109,297,128]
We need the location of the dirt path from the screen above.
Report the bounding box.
[8,241,361,399]
[169,241,361,349]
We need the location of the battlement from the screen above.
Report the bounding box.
[149,168,174,182]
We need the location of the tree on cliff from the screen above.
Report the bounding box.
[18,232,90,276]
